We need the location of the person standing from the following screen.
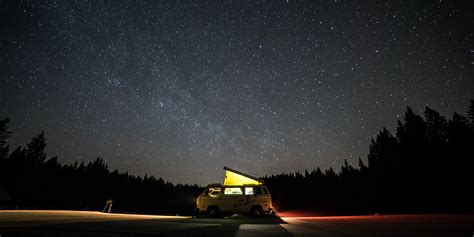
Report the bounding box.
[103,198,113,213]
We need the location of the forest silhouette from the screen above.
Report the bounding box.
[1,101,473,214]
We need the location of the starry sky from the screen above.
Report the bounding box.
[1,0,473,185]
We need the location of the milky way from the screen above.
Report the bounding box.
[1,1,473,184]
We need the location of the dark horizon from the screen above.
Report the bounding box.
[1,101,474,187]
[1,101,474,214]
[1,1,473,185]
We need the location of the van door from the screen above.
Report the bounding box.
[199,186,222,212]
[241,186,256,212]
[244,186,270,212]
[222,187,244,213]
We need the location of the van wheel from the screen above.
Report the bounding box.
[207,206,220,217]
[250,206,263,217]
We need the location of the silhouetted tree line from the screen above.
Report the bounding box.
[263,100,474,214]
[0,121,200,214]
[1,100,473,214]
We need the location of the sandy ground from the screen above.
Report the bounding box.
[0,210,473,237]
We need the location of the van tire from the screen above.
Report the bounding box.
[207,206,220,217]
[250,206,263,217]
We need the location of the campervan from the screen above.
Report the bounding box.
[196,167,273,217]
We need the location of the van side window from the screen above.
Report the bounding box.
[254,187,263,195]
[208,187,221,197]
[262,187,268,194]
[224,187,243,195]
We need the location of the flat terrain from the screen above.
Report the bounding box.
[0,210,473,237]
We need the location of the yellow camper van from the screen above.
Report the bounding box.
[196,167,273,217]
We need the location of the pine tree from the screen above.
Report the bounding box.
[468,100,474,127]
[0,118,12,183]
[358,157,368,173]
[368,127,398,170]
[0,118,11,160]
[398,107,428,145]
[25,131,47,165]
[450,113,470,131]
[424,106,448,143]
[9,146,26,161]
[325,167,337,178]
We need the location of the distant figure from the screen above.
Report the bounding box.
[103,198,113,213]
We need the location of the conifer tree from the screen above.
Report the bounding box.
[25,131,47,165]
[0,118,11,160]
[468,100,474,127]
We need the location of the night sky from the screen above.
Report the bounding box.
[1,1,473,185]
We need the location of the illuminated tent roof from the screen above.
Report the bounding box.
[223,166,264,186]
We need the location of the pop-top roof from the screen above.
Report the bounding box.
[223,166,264,186]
